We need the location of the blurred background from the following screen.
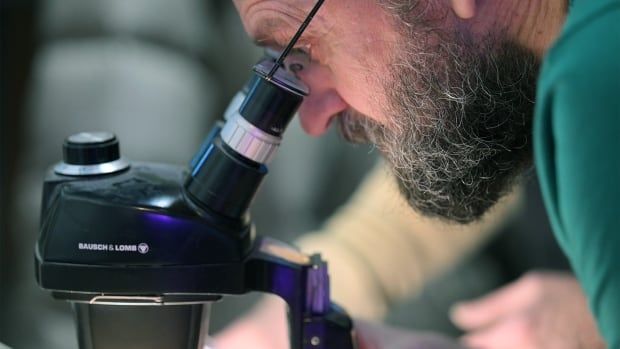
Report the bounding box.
[1,1,570,348]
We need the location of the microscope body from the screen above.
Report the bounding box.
[35,60,355,349]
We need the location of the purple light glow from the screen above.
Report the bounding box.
[142,211,189,228]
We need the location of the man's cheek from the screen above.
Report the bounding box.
[324,61,392,126]
[335,87,389,127]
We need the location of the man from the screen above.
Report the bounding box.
[217,0,620,348]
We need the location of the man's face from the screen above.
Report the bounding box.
[234,0,539,223]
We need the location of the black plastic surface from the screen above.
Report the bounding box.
[185,136,267,219]
[36,161,253,295]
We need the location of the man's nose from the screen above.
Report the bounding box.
[295,63,348,136]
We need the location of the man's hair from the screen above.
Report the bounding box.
[380,0,440,28]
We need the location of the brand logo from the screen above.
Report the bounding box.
[78,242,150,254]
[138,243,149,254]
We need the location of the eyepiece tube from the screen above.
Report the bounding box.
[238,73,304,137]
[220,60,308,165]
[186,59,308,219]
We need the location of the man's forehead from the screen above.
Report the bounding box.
[241,1,332,49]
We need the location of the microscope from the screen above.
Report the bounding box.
[34,1,355,348]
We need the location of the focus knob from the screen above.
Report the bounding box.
[63,132,119,165]
[55,132,129,176]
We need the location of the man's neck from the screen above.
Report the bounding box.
[477,0,569,57]
[515,0,568,56]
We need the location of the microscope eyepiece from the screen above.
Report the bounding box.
[219,60,308,164]
[185,58,309,219]
[240,61,308,137]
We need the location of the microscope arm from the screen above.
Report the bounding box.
[246,237,356,349]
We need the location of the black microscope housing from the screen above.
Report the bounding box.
[35,62,355,349]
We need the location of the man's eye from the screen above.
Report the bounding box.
[286,47,312,73]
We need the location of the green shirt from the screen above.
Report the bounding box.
[534,0,620,347]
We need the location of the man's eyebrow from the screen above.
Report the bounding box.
[250,16,316,51]
[251,17,292,49]
[252,37,282,50]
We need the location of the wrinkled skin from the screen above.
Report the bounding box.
[233,0,398,135]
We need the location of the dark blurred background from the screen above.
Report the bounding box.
[0,1,569,348]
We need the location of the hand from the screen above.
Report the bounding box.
[214,297,463,349]
[213,296,289,349]
[450,271,605,349]
[356,320,464,349]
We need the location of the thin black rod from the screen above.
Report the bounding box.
[266,0,325,79]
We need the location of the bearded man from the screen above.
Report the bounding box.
[215,0,620,348]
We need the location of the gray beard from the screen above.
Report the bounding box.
[339,35,539,224]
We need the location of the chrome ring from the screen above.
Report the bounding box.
[54,158,130,176]
[86,295,210,306]
[220,113,282,164]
